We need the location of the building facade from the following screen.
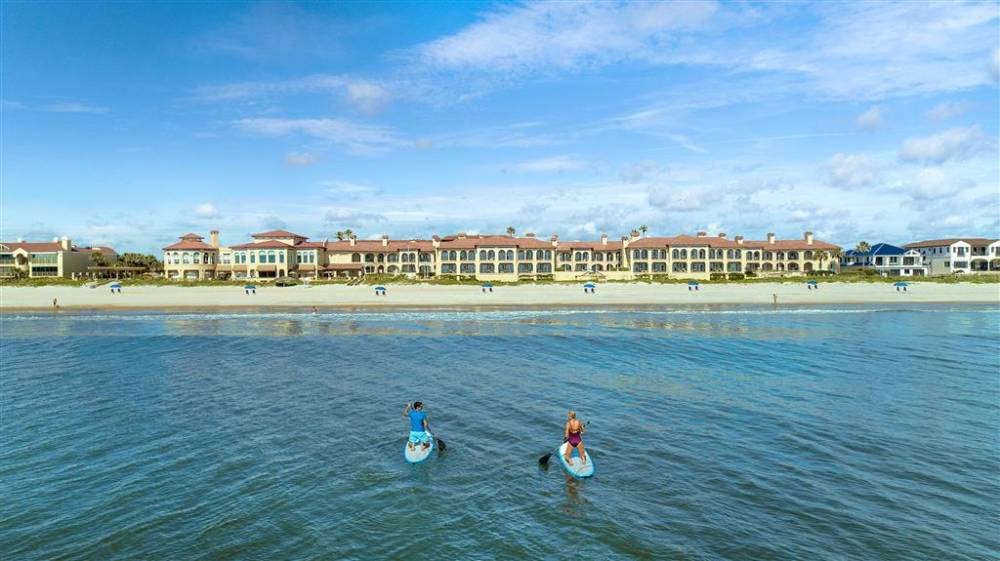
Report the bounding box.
[0,237,117,279]
[903,238,1000,275]
[164,229,839,281]
[840,243,927,277]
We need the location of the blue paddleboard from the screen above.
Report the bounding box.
[558,442,594,478]
[404,432,434,464]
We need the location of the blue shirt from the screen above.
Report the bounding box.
[409,410,427,432]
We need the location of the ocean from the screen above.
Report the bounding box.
[1,305,997,560]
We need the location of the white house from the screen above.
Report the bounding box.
[903,238,1000,275]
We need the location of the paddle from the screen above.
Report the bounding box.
[436,436,447,453]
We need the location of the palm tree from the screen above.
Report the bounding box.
[639,225,648,237]
[505,226,516,237]
[90,250,107,267]
[335,231,345,241]
[855,241,870,254]
[344,228,355,239]
[828,248,842,272]
[814,249,829,272]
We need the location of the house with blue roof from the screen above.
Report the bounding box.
[840,243,927,277]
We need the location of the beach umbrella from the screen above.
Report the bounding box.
[110,283,121,289]
[482,282,493,288]
[894,282,909,287]
[244,284,256,290]
[806,280,818,285]
[688,281,699,286]
[583,282,596,288]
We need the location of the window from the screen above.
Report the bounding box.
[182,252,192,264]
[460,263,476,274]
[279,252,285,264]
[672,262,687,272]
[691,262,706,272]
[441,263,457,274]
[537,263,552,273]
[727,262,741,272]
[479,250,488,261]
[518,263,533,273]
[250,253,255,264]
[352,253,361,263]
[499,263,514,273]
[479,263,495,273]
[632,262,648,272]
[652,262,667,272]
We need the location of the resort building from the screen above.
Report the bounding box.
[840,243,927,277]
[903,238,1000,275]
[163,229,839,281]
[0,237,117,279]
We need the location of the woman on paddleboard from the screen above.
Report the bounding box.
[563,411,587,465]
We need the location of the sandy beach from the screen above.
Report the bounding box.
[2,281,998,311]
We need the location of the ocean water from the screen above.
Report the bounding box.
[1,304,998,561]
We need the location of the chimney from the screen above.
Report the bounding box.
[717,232,726,239]
[735,235,744,245]
[696,231,707,238]
[630,230,641,241]
[349,234,357,246]
[432,236,440,248]
[60,236,70,251]
[551,234,559,247]
[767,232,776,245]
[210,230,220,248]
[601,234,608,245]
[457,232,467,240]
[804,231,814,245]
[381,234,389,247]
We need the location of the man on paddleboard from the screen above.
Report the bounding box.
[403,401,431,451]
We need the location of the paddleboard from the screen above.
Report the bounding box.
[558,442,594,478]
[404,432,434,464]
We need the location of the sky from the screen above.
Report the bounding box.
[2,1,999,254]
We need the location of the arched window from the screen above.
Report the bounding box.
[672,249,679,259]
[788,251,799,260]
[803,251,812,260]
[182,252,191,264]
[633,249,641,259]
[680,249,688,259]
[488,250,495,260]
[641,249,648,259]
[365,253,374,263]
[479,250,487,260]
[278,252,284,263]
[267,250,276,263]
[387,253,398,263]
[193,252,201,264]
[526,250,534,260]
[352,253,361,262]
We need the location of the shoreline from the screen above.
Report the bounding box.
[2,282,998,312]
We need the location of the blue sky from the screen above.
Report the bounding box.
[2,1,998,253]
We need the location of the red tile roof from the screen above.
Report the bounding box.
[251,230,306,239]
[229,240,295,250]
[2,242,118,253]
[322,263,364,270]
[557,240,623,251]
[438,235,553,249]
[179,232,204,240]
[163,240,217,251]
[904,238,997,248]
[743,239,840,250]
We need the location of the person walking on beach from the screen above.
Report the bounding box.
[403,401,431,452]
[563,411,587,466]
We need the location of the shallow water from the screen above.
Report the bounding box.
[1,305,998,560]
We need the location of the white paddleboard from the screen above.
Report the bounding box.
[558,442,594,478]
[404,432,434,464]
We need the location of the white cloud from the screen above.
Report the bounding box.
[825,153,878,188]
[192,3,346,61]
[992,47,1000,81]
[648,187,705,211]
[855,106,883,130]
[323,207,386,224]
[234,117,405,154]
[898,126,993,164]
[194,203,220,219]
[284,151,320,166]
[411,1,719,74]
[926,101,969,121]
[41,102,110,114]
[620,160,663,183]
[901,167,967,201]
[507,155,586,173]
[322,180,378,195]
[346,82,390,114]
[195,74,392,113]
